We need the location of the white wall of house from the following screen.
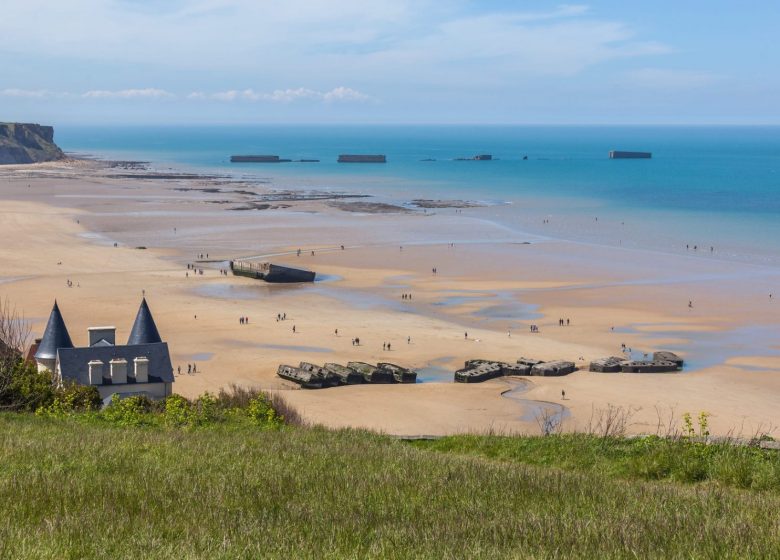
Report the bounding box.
[97,382,171,400]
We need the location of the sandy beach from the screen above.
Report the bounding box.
[1,159,779,437]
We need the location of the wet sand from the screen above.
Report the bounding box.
[1,160,779,437]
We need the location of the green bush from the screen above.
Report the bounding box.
[2,361,56,412]
[163,394,194,427]
[102,395,151,427]
[247,393,283,427]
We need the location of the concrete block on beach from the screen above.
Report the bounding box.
[531,361,577,377]
[653,351,684,369]
[454,362,503,383]
[620,361,679,373]
[589,356,626,373]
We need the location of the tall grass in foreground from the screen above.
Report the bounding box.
[414,433,780,492]
[1,415,780,558]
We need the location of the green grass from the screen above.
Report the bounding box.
[2,415,780,559]
[412,433,780,491]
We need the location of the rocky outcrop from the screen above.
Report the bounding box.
[0,123,66,164]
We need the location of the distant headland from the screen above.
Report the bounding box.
[0,122,66,164]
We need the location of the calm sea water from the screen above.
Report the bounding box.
[57,125,780,266]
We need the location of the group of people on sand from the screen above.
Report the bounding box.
[382,342,392,351]
[65,279,79,288]
[529,324,540,333]
[177,363,198,375]
[186,264,204,277]
[276,313,287,322]
[239,316,250,325]
[558,318,570,326]
[401,293,413,300]
[686,244,714,252]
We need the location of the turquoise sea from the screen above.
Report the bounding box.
[57,125,780,266]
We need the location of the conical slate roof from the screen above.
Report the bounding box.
[35,301,74,360]
[127,298,162,345]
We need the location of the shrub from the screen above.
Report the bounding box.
[164,394,194,427]
[58,382,102,412]
[194,392,219,424]
[2,361,56,412]
[247,393,283,427]
[102,395,150,427]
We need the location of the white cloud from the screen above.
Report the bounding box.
[190,87,371,103]
[322,87,370,102]
[1,88,58,98]
[0,1,673,84]
[81,88,174,99]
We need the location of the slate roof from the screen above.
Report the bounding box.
[57,342,174,386]
[35,301,74,360]
[127,298,162,345]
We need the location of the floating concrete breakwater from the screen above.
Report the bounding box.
[609,150,652,159]
[230,260,315,283]
[589,351,684,373]
[454,358,576,383]
[277,361,417,389]
[454,351,682,384]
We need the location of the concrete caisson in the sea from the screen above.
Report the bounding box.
[530,361,577,377]
[299,362,340,387]
[230,155,292,163]
[589,356,626,373]
[347,361,395,383]
[620,360,679,373]
[652,351,684,369]
[323,363,363,385]
[454,362,503,383]
[609,150,652,159]
[230,260,315,283]
[277,364,326,388]
[338,154,387,163]
[377,362,417,383]
[517,357,544,368]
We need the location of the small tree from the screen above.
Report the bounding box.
[0,297,33,408]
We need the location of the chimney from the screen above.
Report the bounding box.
[109,358,127,384]
[133,357,149,383]
[88,360,104,385]
[88,326,116,347]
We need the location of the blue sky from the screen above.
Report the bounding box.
[1,1,778,124]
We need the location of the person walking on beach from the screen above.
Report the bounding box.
[464,332,468,340]
[292,325,296,334]
[561,389,566,400]
[407,336,411,344]
[383,342,386,351]
[387,342,391,351]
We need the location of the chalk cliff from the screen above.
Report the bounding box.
[0,122,66,164]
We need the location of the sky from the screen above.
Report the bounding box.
[1,0,779,125]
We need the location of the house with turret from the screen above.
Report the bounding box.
[34,298,174,400]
